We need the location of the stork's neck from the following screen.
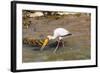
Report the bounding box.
[51,35,56,39]
[47,35,57,40]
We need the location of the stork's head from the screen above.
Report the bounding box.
[40,35,53,50]
[47,35,56,40]
[47,35,52,40]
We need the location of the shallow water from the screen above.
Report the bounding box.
[22,14,91,63]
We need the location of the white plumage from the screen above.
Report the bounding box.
[41,28,72,53]
[47,28,72,53]
[54,28,70,39]
[47,28,70,40]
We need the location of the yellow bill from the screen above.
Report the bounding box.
[40,38,49,51]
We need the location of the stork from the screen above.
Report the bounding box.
[40,28,72,53]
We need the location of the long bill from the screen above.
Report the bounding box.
[40,38,49,51]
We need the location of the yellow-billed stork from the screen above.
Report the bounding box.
[41,28,72,53]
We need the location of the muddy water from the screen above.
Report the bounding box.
[22,14,91,63]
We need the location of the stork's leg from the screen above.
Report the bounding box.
[62,40,65,48]
[53,40,60,53]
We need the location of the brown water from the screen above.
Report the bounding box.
[22,14,91,63]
